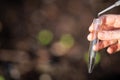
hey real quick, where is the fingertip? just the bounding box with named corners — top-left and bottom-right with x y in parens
top-left (93, 45), bottom-right (98, 51)
top-left (87, 34), bottom-right (90, 41)
top-left (107, 48), bottom-right (113, 54)
top-left (87, 33), bottom-right (93, 41)
top-left (89, 23), bottom-right (94, 32)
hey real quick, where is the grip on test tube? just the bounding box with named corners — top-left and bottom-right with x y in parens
top-left (88, 0), bottom-right (120, 73)
top-left (88, 18), bottom-right (101, 73)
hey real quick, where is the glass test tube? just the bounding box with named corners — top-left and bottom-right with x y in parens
top-left (88, 18), bottom-right (101, 73)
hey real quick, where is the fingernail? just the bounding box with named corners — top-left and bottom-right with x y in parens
top-left (87, 34), bottom-right (92, 41)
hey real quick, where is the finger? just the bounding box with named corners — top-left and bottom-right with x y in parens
top-left (87, 33), bottom-right (96, 41)
top-left (100, 14), bottom-right (120, 29)
top-left (98, 29), bottom-right (120, 40)
top-left (89, 14), bottom-right (120, 32)
top-left (93, 40), bottom-right (117, 51)
top-left (89, 23), bottom-right (94, 32)
top-left (107, 40), bottom-right (120, 54)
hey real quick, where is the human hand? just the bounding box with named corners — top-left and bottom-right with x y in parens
top-left (87, 14), bottom-right (120, 54)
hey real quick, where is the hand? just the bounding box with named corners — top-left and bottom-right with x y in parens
top-left (87, 14), bottom-right (120, 54)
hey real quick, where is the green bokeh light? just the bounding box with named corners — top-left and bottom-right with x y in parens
top-left (0, 75), bottom-right (5, 80)
top-left (84, 52), bottom-right (101, 65)
top-left (60, 34), bottom-right (75, 48)
top-left (37, 30), bottom-right (53, 46)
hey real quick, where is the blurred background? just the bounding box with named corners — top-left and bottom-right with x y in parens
top-left (0, 0), bottom-right (120, 80)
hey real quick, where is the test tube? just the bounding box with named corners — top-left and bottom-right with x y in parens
top-left (88, 18), bottom-right (101, 73)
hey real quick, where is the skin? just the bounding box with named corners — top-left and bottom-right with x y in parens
top-left (87, 14), bottom-right (120, 54)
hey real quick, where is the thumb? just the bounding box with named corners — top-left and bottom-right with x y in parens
top-left (98, 29), bottom-right (120, 40)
